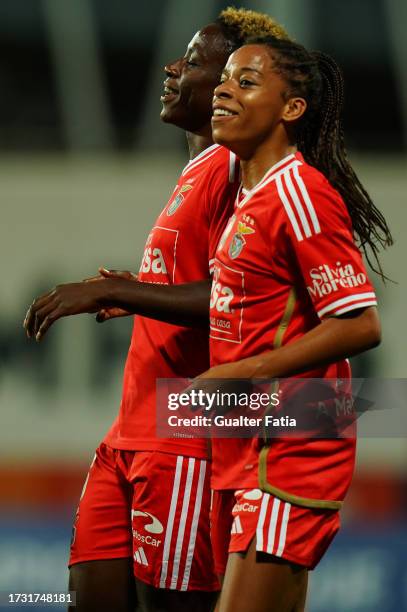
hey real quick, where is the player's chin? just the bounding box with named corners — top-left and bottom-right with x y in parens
top-left (160, 105), bottom-right (185, 127)
top-left (160, 106), bottom-right (174, 124)
top-left (212, 123), bottom-right (236, 149)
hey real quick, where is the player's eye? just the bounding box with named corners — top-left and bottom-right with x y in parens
top-left (240, 78), bottom-right (255, 87)
top-left (186, 57), bottom-right (199, 67)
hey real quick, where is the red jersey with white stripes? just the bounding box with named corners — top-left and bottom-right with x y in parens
top-left (210, 152), bottom-right (377, 499)
top-left (105, 144), bottom-right (239, 458)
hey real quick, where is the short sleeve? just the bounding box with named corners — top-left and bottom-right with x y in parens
top-left (279, 166), bottom-right (377, 320)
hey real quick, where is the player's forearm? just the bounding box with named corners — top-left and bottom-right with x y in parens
top-left (102, 278), bottom-right (211, 328)
top-left (231, 307), bottom-right (381, 379)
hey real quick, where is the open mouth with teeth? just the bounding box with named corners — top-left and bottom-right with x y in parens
top-left (212, 107), bottom-right (238, 121)
top-left (161, 85), bottom-right (179, 102)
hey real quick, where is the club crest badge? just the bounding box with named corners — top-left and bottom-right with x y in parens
top-left (229, 221), bottom-right (255, 259)
top-left (167, 184), bottom-right (193, 216)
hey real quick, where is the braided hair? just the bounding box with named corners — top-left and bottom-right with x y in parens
top-left (248, 36), bottom-right (393, 280)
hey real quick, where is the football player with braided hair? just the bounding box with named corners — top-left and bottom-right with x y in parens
top-left (191, 35), bottom-right (391, 611)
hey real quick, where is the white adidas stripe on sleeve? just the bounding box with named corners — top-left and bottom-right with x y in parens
top-left (283, 170), bottom-right (313, 238)
top-left (277, 166), bottom-right (321, 242)
top-left (292, 165), bottom-right (321, 234)
top-left (317, 292), bottom-right (377, 318)
top-left (333, 299), bottom-right (378, 316)
top-left (276, 174), bottom-right (304, 241)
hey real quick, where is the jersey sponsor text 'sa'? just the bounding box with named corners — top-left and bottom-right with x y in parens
top-left (209, 152), bottom-right (377, 503)
top-left (104, 144), bottom-right (239, 457)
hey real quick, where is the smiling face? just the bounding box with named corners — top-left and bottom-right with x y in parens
top-left (160, 24), bottom-right (231, 134)
top-left (212, 44), bottom-right (306, 159)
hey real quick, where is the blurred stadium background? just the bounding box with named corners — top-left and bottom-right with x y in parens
top-left (1, 0), bottom-right (406, 610)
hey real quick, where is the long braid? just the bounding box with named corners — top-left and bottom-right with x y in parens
top-left (248, 36), bottom-right (393, 280)
top-left (305, 51), bottom-right (393, 278)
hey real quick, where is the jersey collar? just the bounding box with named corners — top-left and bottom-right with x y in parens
top-left (236, 151), bottom-right (303, 209)
top-left (183, 143), bottom-right (219, 169)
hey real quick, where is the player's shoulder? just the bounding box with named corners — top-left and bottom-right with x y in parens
top-left (272, 153), bottom-right (351, 234)
top-left (295, 157), bottom-right (345, 208)
top-left (182, 144), bottom-right (238, 184)
top-left (296, 156), bottom-right (334, 191)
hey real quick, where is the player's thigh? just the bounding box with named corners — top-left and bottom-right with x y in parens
top-left (218, 539), bottom-right (307, 612)
top-left (135, 579), bottom-right (218, 612)
top-left (210, 489), bottom-right (236, 581)
top-left (69, 444), bottom-right (135, 608)
top-left (129, 452), bottom-right (219, 600)
top-left (69, 559), bottom-right (137, 612)
top-left (215, 487), bottom-right (339, 612)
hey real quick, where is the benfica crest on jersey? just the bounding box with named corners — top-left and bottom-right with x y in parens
top-left (167, 184), bottom-right (193, 216)
top-left (229, 221), bottom-right (255, 259)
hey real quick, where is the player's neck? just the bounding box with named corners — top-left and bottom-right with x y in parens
top-left (241, 142), bottom-right (297, 190)
top-left (186, 132), bottom-right (214, 161)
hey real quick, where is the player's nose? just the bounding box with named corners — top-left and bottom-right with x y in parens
top-left (213, 79), bottom-right (233, 100)
top-left (164, 58), bottom-right (181, 78)
top-left (213, 79), bottom-right (234, 100)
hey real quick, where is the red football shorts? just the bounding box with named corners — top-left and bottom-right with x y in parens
top-left (69, 443), bottom-right (219, 591)
top-left (211, 488), bottom-right (340, 575)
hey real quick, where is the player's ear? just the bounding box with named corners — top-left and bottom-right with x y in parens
top-left (282, 97), bottom-right (307, 123)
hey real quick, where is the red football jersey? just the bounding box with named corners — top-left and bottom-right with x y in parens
top-left (210, 152), bottom-right (377, 502)
top-left (105, 144), bottom-right (239, 458)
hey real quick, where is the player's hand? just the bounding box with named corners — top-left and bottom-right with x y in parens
top-left (196, 363), bottom-right (238, 380)
top-left (183, 365), bottom-right (232, 412)
top-left (92, 268), bottom-right (138, 322)
top-left (83, 267), bottom-right (137, 283)
top-left (23, 280), bottom-right (111, 341)
top-left (186, 363), bottom-right (254, 415)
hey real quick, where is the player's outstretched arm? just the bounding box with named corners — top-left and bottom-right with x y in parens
top-left (23, 276), bottom-right (211, 341)
top-left (84, 267), bottom-right (137, 322)
top-left (195, 306), bottom-right (381, 381)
